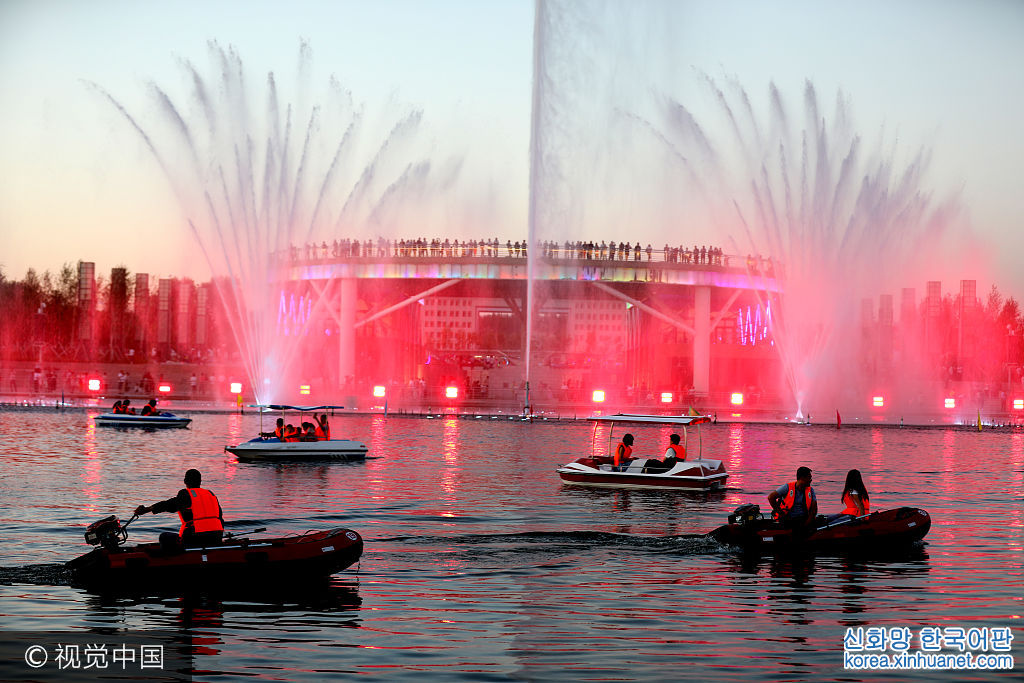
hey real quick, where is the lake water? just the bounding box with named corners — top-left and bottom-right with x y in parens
top-left (0, 409), bottom-right (1020, 681)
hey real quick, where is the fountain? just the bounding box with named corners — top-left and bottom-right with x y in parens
top-left (93, 41), bottom-right (456, 404)
top-left (527, 0), bottom-right (969, 419)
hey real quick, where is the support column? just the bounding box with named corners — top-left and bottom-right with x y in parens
top-left (693, 286), bottom-right (711, 395)
top-left (339, 278), bottom-right (356, 387)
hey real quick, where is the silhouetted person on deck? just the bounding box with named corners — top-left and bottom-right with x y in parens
top-left (135, 469), bottom-right (224, 550)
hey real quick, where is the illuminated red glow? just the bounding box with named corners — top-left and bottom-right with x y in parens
top-left (660, 392), bottom-right (672, 403)
top-left (1013, 399), bottom-right (1023, 410)
top-left (592, 390), bottom-right (606, 403)
top-left (87, 379), bottom-right (101, 391)
top-left (730, 392), bottom-right (744, 405)
top-left (445, 386), bottom-right (458, 399)
top-left (158, 384), bottom-right (171, 393)
top-left (872, 396), bottom-right (884, 407)
top-left (945, 398), bottom-right (956, 409)
top-left (299, 384), bottom-right (311, 396)
top-left (373, 385), bottom-right (387, 398)
top-left (229, 382), bottom-right (242, 394)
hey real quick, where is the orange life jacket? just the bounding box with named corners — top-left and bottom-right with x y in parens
top-left (780, 481), bottom-right (815, 516)
top-left (314, 423), bottom-right (326, 440)
top-left (666, 444), bottom-right (686, 460)
top-left (141, 404), bottom-right (155, 416)
top-left (613, 443), bottom-right (632, 467)
top-left (274, 425), bottom-right (284, 440)
top-left (283, 425), bottom-right (300, 442)
top-left (112, 404), bottom-right (123, 414)
top-left (178, 487), bottom-right (223, 536)
top-left (320, 421), bottom-right (330, 440)
top-left (841, 491), bottom-right (869, 516)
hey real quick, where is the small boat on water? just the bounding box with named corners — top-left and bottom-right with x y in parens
top-left (556, 414), bottom-right (728, 490)
top-left (225, 404), bottom-right (368, 462)
top-left (94, 412), bottom-right (192, 428)
top-left (67, 514), bottom-right (363, 588)
top-left (710, 503), bottom-right (931, 552)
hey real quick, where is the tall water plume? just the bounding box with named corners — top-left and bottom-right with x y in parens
top-left (655, 78), bottom-right (960, 415)
top-left (530, 0), bottom-right (963, 416)
top-left (92, 41), bottom-right (458, 403)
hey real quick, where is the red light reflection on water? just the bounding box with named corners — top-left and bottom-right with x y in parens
top-left (82, 419), bottom-right (102, 512)
top-left (439, 417), bottom-right (460, 510)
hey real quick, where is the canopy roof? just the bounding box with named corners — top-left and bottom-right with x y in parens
top-left (253, 405), bottom-right (346, 412)
top-left (587, 413), bottom-right (712, 425)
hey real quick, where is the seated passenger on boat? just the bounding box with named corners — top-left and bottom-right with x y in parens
top-left (134, 468), bottom-right (224, 549)
top-left (119, 399), bottom-right (136, 414)
top-left (315, 413), bottom-right (330, 440)
top-left (111, 400), bottom-right (123, 414)
top-left (825, 469), bottom-right (870, 523)
top-left (767, 466), bottom-right (817, 529)
top-left (300, 421), bottom-right (318, 441)
top-left (644, 433), bottom-right (686, 473)
top-left (140, 399), bottom-right (158, 416)
top-left (613, 433), bottom-right (635, 470)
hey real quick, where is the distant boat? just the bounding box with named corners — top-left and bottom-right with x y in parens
top-left (556, 414), bottom-right (727, 490)
top-left (225, 405), bottom-right (367, 462)
top-left (94, 412), bottom-right (191, 428)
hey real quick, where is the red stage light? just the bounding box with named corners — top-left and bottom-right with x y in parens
top-left (373, 385), bottom-right (386, 398)
top-left (229, 382), bottom-right (242, 394)
top-left (445, 386), bottom-right (458, 399)
top-left (731, 392), bottom-right (744, 405)
top-left (1013, 399), bottom-right (1023, 410)
top-left (87, 379), bottom-right (101, 391)
top-left (158, 384), bottom-right (171, 393)
top-left (660, 392), bottom-right (672, 403)
top-left (872, 396), bottom-right (884, 407)
top-left (944, 398), bottom-right (956, 409)
top-left (592, 390), bottom-right (606, 403)
top-left (299, 384), bottom-right (311, 396)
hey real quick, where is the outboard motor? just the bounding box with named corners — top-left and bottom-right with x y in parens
top-left (84, 516), bottom-right (128, 549)
top-left (728, 503), bottom-right (761, 526)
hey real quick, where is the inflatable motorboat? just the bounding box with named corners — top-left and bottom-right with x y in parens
top-left (710, 504), bottom-right (931, 552)
top-left (557, 414), bottom-right (727, 490)
top-left (94, 412), bottom-right (192, 428)
top-left (67, 514), bottom-right (363, 588)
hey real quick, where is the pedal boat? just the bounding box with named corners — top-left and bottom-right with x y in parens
top-left (94, 412), bottom-right (192, 428)
top-left (557, 414), bottom-right (727, 490)
top-left (225, 404), bottom-right (367, 462)
top-left (67, 515), bottom-right (363, 588)
top-left (710, 504), bottom-right (931, 552)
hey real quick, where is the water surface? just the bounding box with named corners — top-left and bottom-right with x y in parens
top-left (1, 410), bottom-right (1020, 680)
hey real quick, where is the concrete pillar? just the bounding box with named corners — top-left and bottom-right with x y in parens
top-left (339, 278), bottom-right (356, 386)
top-left (693, 286), bottom-right (711, 395)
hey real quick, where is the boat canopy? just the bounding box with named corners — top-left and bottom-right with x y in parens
top-left (252, 404), bottom-right (346, 411)
top-left (588, 413), bottom-right (712, 425)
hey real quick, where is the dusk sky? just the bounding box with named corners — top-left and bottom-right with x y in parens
top-left (2, 0), bottom-right (1022, 296)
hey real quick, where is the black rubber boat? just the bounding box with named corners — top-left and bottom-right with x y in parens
top-left (710, 504), bottom-right (931, 552)
top-left (67, 514), bottom-right (363, 588)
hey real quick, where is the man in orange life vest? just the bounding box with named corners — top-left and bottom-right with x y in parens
top-left (612, 433), bottom-right (634, 469)
top-left (135, 469), bottom-right (224, 549)
top-left (767, 466), bottom-right (817, 529)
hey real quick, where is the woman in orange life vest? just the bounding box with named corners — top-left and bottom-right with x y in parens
top-left (134, 468), bottom-right (224, 550)
top-left (839, 469), bottom-right (870, 516)
top-left (140, 398), bottom-right (158, 416)
top-left (767, 466), bottom-right (817, 528)
top-left (612, 433), bottom-right (635, 469)
top-left (111, 400), bottom-right (123, 414)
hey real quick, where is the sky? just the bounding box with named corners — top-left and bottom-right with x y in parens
top-left (1, 0), bottom-right (1022, 296)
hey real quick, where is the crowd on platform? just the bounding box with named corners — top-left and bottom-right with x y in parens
top-left (283, 237), bottom-right (776, 272)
